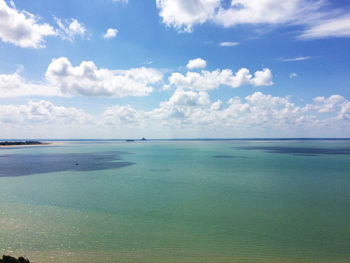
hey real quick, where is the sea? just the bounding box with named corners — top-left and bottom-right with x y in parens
top-left (0, 139), bottom-right (350, 263)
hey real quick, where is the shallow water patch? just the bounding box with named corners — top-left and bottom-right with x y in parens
top-left (212, 155), bottom-right (246, 159)
top-left (0, 152), bottom-right (134, 177)
top-left (236, 146), bottom-right (350, 156)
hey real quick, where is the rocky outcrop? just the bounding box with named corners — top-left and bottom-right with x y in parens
top-left (0, 255), bottom-right (30, 263)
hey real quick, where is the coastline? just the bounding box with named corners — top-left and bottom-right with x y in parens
top-left (0, 142), bottom-right (63, 148)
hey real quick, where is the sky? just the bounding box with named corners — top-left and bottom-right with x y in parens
top-left (0, 0), bottom-right (350, 139)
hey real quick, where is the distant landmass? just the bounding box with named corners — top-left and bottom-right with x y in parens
top-left (0, 141), bottom-right (46, 146)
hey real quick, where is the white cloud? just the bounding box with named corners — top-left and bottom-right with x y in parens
top-left (289, 73), bottom-right (297, 78)
top-left (338, 101), bottom-right (350, 121)
top-left (100, 91), bottom-right (350, 138)
top-left (311, 95), bottom-right (345, 113)
top-left (156, 0), bottom-right (317, 31)
top-left (0, 58), bottom-right (164, 98)
top-left (102, 89), bottom-right (212, 125)
top-left (186, 58), bottom-right (207, 69)
top-left (0, 58), bottom-right (271, 98)
top-left (155, 0), bottom-right (350, 40)
top-left (219, 41), bottom-right (239, 47)
top-left (0, 100), bottom-right (95, 138)
top-left (156, 0), bottom-right (220, 32)
top-left (213, 0), bottom-right (314, 27)
top-left (0, 0), bottom-right (56, 48)
top-left (0, 100), bottom-right (91, 125)
top-left (249, 68), bottom-right (273, 86)
top-left (299, 15), bottom-right (350, 39)
top-left (55, 18), bottom-right (86, 41)
top-left (155, 89), bottom-right (211, 120)
top-left (103, 104), bottom-right (143, 125)
top-left (1, 91), bottom-right (349, 138)
top-left (0, 72), bottom-right (61, 97)
top-left (103, 28), bottom-right (118, 39)
top-left (168, 88), bottom-right (210, 106)
top-left (280, 56), bottom-right (312, 62)
top-left (45, 57), bottom-right (163, 97)
top-left (0, 0), bottom-right (87, 48)
top-left (210, 100), bottom-right (222, 111)
top-left (168, 67), bottom-right (273, 91)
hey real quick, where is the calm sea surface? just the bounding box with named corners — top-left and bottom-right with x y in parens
top-left (0, 140), bottom-right (350, 262)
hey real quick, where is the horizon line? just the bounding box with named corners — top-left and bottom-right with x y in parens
top-left (1, 138), bottom-right (350, 141)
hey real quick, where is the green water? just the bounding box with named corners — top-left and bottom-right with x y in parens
top-left (0, 140), bottom-right (350, 262)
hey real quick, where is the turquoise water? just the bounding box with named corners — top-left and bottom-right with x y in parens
top-left (0, 140), bottom-right (350, 262)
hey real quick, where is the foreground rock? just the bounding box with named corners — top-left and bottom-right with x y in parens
top-left (0, 255), bottom-right (30, 263)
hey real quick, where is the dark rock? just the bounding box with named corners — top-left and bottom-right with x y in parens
top-left (0, 255), bottom-right (30, 263)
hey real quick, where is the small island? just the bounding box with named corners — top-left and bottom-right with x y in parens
top-left (125, 138), bottom-right (147, 142)
top-left (0, 141), bottom-right (48, 147)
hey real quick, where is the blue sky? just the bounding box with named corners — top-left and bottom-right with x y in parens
top-left (0, 0), bottom-right (350, 138)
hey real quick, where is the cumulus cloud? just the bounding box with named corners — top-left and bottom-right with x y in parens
top-left (103, 104), bottom-right (144, 125)
top-left (0, 0), bottom-right (56, 48)
top-left (0, 58), bottom-right (271, 98)
top-left (1, 91), bottom-right (349, 138)
top-left (0, 71), bottom-right (61, 97)
top-left (0, 0), bottom-right (87, 48)
top-left (168, 67), bottom-right (273, 91)
top-left (102, 89), bottom-right (212, 127)
top-left (55, 18), bottom-right (86, 41)
top-left (302, 95), bottom-right (350, 122)
top-left (157, 89), bottom-right (211, 120)
top-left (338, 101), bottom-right (350, 121)
top-left (186, 58), bottom-right (207, 69)
top-left (100, 91), bottom-right (350, 135)
top-left (100, 91), bottom-right (350, 137)
top-left (156, 0), bottom-right (220, 32)
top-left (155, 0), bottom-right (350, 39)
top-left (168, 88), bottom-right (210, 106)
top-left (0, 100), bottom-right (95, 138)
top-left (0, 58), bottom-right (163, 98)
top-left (311, 95), bottom-right (346, 113)
top-left (219, 41), bottom-right (239, 47)
top-left (249, 68), bottom-right (273, 86)
top-left (45, 57), bottom-right (163, 97)
top-left (0, 100), bottom-right (91, 124)
top-left (103, 28), bottom-right (118, 39)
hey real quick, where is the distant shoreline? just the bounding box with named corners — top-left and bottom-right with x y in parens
top-left (1, 138), bottom-right (350, 142)
top-left (0, 141), bottom-right (57, 148)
